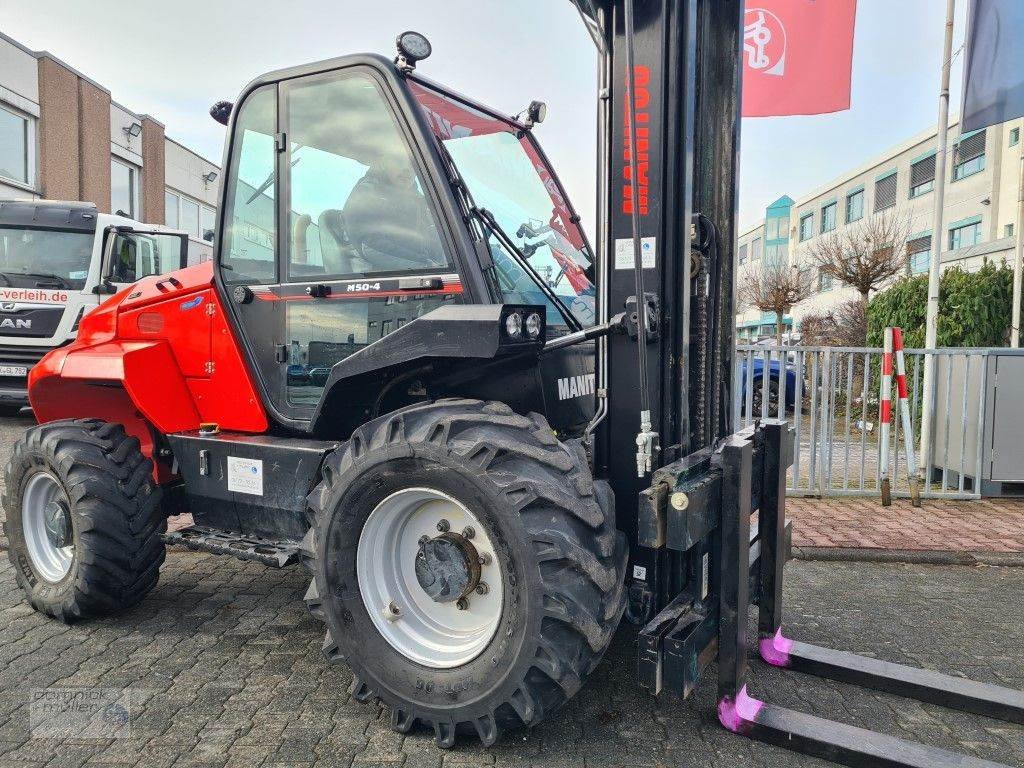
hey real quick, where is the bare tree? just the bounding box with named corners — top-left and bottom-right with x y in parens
top-left (739, 261), bottom-right (814, 344)
top-left (806, 210), bottom-right (912, 303)
top-left (799, 299), bottom-right (868, 348)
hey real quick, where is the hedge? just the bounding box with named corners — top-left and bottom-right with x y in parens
top-left (867, 261), bottom-right (1017, 349)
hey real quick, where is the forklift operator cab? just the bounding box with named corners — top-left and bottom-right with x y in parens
top-left (216, 53), bottom-right (598, 426)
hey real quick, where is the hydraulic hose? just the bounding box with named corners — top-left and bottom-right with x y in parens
top-left (624, 0), bottom-right (658, 477)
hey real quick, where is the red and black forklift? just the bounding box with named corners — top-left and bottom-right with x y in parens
top-left (4, 1), bottom-right (1021, 764)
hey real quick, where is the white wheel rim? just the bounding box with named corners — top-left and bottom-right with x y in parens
top-left (21, 471), bottom-right (74, 582)
top-left (356, 487), bottom-right (503, 669)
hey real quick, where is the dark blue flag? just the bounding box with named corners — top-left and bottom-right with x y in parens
top-left (962, 0), bottom-right (1024, 132)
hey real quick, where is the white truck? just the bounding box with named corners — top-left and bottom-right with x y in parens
top-left (0, 200), bottom-right (205, 414)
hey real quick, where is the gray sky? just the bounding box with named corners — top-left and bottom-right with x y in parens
top-left (2, 0), bottom-right (969, 235)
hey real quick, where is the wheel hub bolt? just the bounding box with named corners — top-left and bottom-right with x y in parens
top-left (461, 526), bottom-right (475, 539)
top-left (418, 535), bottom-right (429, 546)
top-left (475, 582), bottom-right (489, 596)
top-left (478, 552), bottom-right (491, 566)
top-left (456, 597), bottom-right (469, 611)
top-left (385, 601), bottom-right (401, 622)
top-left (436, 519), bottom-right (450, 533)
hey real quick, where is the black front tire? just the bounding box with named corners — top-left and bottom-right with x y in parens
top-left (301, 399), bottom-right (627, 747)
top-left (3, 419), bottom-right (166, 621)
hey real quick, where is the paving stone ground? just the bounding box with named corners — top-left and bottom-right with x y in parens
top-left (788, 496), bottom-right (1024, 553)
top-left (0, 553), bottom-right (1020, 768)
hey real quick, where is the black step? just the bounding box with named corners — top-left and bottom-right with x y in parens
top-left (163, 525), bottom-right (302, 567)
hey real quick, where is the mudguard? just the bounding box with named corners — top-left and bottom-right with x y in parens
top-left (309, 304), bottom-right (546, 434)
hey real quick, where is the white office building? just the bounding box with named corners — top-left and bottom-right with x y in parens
top-left (736, 116), bottom-right (1023, 340)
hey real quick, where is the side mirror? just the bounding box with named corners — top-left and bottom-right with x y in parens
top-left (209, 101), bottom-right (233, 126)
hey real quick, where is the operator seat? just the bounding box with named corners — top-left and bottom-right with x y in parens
top-left (318, 209), bottom-right (368, 276)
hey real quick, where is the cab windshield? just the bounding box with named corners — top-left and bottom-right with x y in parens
top-left (411, 82), bottom-right (596, 330)
top-left (0, 227), bottom-right (93, 289)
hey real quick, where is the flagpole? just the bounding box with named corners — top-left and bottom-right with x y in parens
top-left (920, 0), bottom-right (956, 476)
top-left (1012, 149), bottom-right (1023, 347)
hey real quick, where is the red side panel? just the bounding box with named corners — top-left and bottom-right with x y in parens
top-left (29, 262), bottom-right (269, 465)
top-left (186, 296), bottom-right (267, 432)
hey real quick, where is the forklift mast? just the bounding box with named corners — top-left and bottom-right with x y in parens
top-left (572, 0), bottom-right (742, 599)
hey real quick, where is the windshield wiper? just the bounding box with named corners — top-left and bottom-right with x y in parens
top-left (0, 273), bottom-right (11, 287)
top-left (473, 207), bottom-right (582, 333)
top-left (6, 270), bottom-right (71, 288)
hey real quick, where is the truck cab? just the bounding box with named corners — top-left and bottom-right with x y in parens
top-left (0, 199), bottom-right (190, 412)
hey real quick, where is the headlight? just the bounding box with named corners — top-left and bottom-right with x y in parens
top-left (525, 312), bottom-right (542, 339)
top-left (505, 312), bottom-right (523, 339)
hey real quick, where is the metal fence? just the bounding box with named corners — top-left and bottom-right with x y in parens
top-left (734, 344), bottom-right (989, 499)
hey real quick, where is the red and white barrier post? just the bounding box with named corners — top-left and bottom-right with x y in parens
top-left (879, 328), bottom-right (894, 506)
top-left (892, 327), bottom-right (922, 506)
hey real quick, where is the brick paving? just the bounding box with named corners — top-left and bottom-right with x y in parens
top-left (0, 552), bottom-right (1021, 767)
top-left (789, 496), bottom-right (1024, 553)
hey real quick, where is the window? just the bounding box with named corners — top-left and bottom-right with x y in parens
top-left (909, 154), bottom-right (936, 198)
top-left (165, 191), bottom-right (179, 228)
top-left (200, 207), bottom-right (215, 241)
top-left (818, 269), bottom-right (833, 292)
top-left (180, 198), bottom-right (200, 237)
top-left (1010, 128), bottom-right (1019, 147)
top-left (907, 235), bottom-right (931, 274)
top-left (285, 293), bottom-right (457, 406)
top-left (766, 215), bottom-right (788, 240)
top-left (108, 231), bottom-right (185, 284)
top-left (111, 159), bottom-right (139, 218)
top-left (751, 237), bottom-right (762, 261)
top-left (0, 227), bottom-right (92, 289)
top-left (165, 188), bottom-right (215, 240)
top-left (845, 189), bottom-right (864, 223)
top-left (764, 243), bottom-right (785, 266)
top-left (820, 202), bottom-right (837, 233)
top-left (738, 243), bottom-right (748, 265)
top-left (799, 213), bottom-right (814, 241)
top-left (286, 72), bottom-right (450, 283)
top-left (874, 173), bottom-right (897, 212)
top-left (949, 220), bottom-right (982, 250)
top-left (798, 264), bottom-right (813, 287)
top-left (952, 131), bottom-right (985, 181)
top-left (1005, 223), bottom-right (1015, 238)
top-left (0, 104), bottom-right (30, 185)
top-left (221, 84), bottom-right (277, 283)
top-left (413, 82), bottom-right (595, 330)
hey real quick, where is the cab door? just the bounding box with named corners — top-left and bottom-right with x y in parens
top-left (218, 67), bottom-right (462, 424)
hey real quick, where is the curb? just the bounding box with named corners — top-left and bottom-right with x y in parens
top-left (792, 545), bottom-right (1024, 567)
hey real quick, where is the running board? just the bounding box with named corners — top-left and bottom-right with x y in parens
top-left (760, 630), bottom-right (1024, 725)
top-left (718, 685), bottom-right (1009, 768)
top-left (163, 525), bottom-right (302, 567)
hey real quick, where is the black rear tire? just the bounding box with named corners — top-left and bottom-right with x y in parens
top-left (301, 399), bottom-right (627, 747)
top-left (3, 419), bottom-right (166, 621)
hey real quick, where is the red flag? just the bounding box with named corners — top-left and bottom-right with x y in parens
top-left (741, 0), bottom-right (857, 118)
